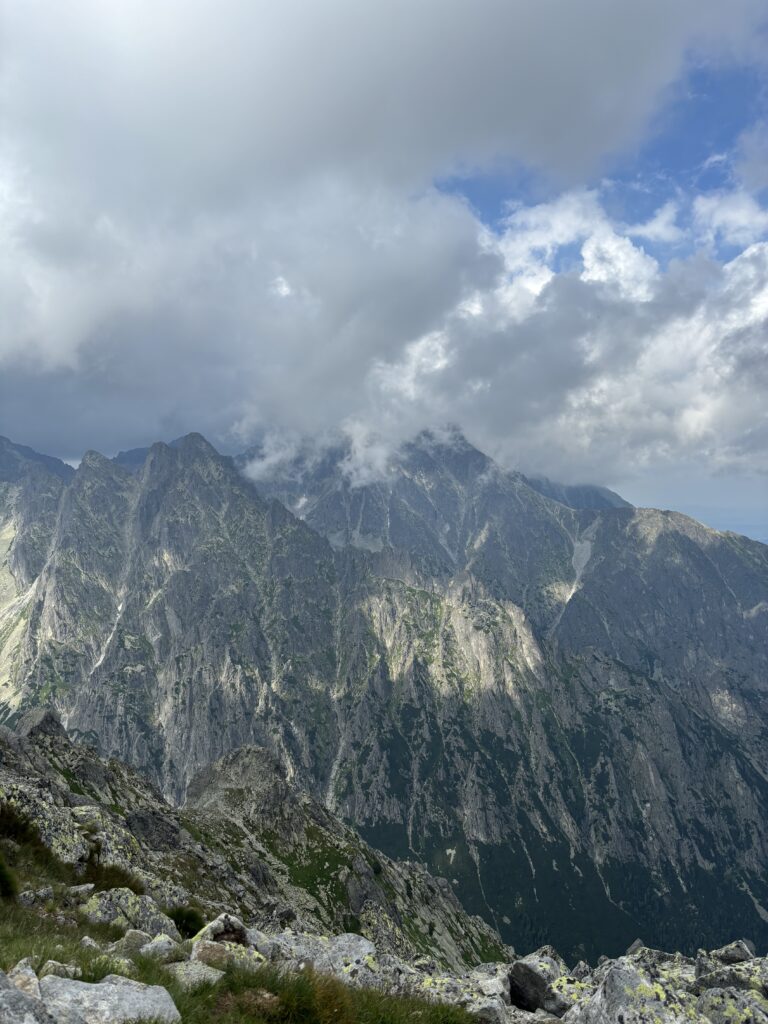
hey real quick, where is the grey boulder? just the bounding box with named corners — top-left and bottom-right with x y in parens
top-left (165, 960), bottom-right (225, 991)
top-left (82, 889), bottom-right (181, 940)
top-left (508, 949), bottom-right (571, 1016)
top-left (710, 941), bottom-right (759, 965)
top-left (562, 960), bottom-right (701, 1024)
top-left (40, 973), bottom-right (180, 1024)
top-left (138, 934), bottom-right (186, 963)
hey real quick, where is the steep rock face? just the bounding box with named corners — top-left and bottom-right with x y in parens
top-left (1, 431), bottom-right (767, 960)
top-left (247, 432), bottom-right (768, 959)
top-left (2, 435), bottom-right (341, 798)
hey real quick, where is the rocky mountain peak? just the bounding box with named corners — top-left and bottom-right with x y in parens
top-left (0, 436), bottom-right (75, 484)
top-left (1, 429), bottom-right (766, 962)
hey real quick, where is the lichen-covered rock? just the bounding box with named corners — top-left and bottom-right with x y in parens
top-left (411, 970), bottom-right (508, 1023)
top-left (266, 931), bottom-right (335, 971)
top-left (623, 947), bottom-right (696, 989)
top-left (693, 957), bottom-right (768, 996)
top-left (140, 877), bottom-right (190, 910)
top-left (0, 985), bottom-right (59, 1024)
top-left (138, 933), bottom-right (186, 963)
top-left (64, 884), bottom-right (96, 905)
top-left (697, 986), bottom-right (768, 1024)
top-left (1, 967), bottom-right (86, 1024)
top-left (327, 933), bottom-right (377, 967)
top-left (246, 926), bottom-right (280, 958)
top-left (572, 962), bottom-right (592, 982)
top-left (191, 938), bottom-right (266, 972)
top-left (507, 1010), bottom-right (560, 1024)
top-left (39, 960), bottom-right (83, 980)
top-left (562, 960), bottom-right (702, 1024)
top-left (467, 963), bottom-right (511, 1004)
top-left (40, 973), bottom-right (181, 1023)
top-left (82, 888), bottom-right (181, 940)
top-left (89, 955), bottom-right (137, 978)
top-left (18, 885), bottom-right (53, 906)
top-left (165, 960), bottom-right (225, 991)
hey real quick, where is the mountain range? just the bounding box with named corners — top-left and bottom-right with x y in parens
top-left (1, 429), bottom-right (766, 962)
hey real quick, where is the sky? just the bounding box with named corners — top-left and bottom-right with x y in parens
top-left (1, 1), bottom-right (767, 540)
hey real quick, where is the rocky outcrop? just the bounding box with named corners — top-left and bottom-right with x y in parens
top-left (0, 709), bottom-right (508, 970)
top-left (82, 889), bottom-right (181, 939)
top-left (4, 919), bottom-right (768, 1024)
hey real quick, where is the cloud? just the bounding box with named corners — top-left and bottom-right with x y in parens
top-left (362, 192), bottom-right (768, 485)
top-left (0, 0), bottom-right (767, 526)
top-left (693, 190), bottom-right (768, 247)
top-left (4, 0), bottom-right (763, 210)
top-left (626, 202), bottom-right (684, 244)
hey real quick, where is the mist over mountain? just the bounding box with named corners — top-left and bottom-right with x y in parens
top-left (1, 428), bottom-right (766, 963)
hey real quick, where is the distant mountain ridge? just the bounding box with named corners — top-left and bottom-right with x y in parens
top-left (1, 429), bottom-right (766, 961)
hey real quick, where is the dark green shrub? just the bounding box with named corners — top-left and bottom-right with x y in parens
top-left (0, 852), bottom-right (18, 900)
top-left (166, 904), bottom-right (205, 938)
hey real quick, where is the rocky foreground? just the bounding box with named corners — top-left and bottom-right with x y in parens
top-left (1, 905), bottom-right (767, 1024)
top-left (1, 710), bottom-right (767, 1023)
